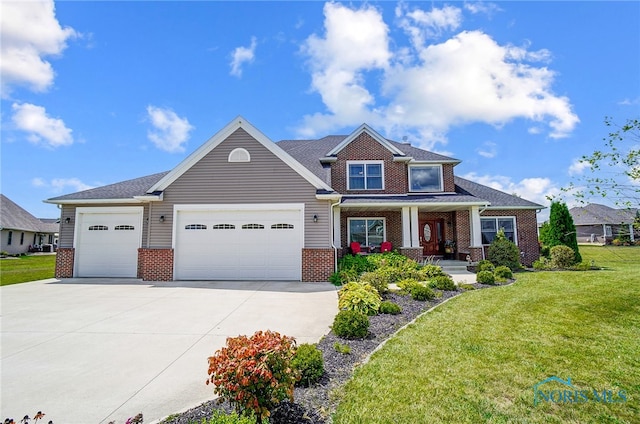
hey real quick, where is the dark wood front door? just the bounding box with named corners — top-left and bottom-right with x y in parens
top-left (419, 219), bottom-right (443, 256)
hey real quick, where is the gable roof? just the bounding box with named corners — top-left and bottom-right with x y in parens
top-left (454, 177), bottom-right (544, 209)
top-left (569, 203), bottom-right (638, 225)
top-left (147, 116), bottom-right (333, 193)
top-left (1, 194), bottom-right (59, 233)
top-left (325, 123), bottom-right (406, 157)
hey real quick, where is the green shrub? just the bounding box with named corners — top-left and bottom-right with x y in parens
top-left (533, 258), bottom-right (550, 270)
top-left (420, 264), bottom-right (446, 278)
top-left (429, 275), bottom-right (456, 291)
top-left (201, 410), bottom-right (262, 424)
top-left (359, 268), bottom-right (394, 294)
top-left (333, 342), bottom-right (351, 354)
top-left (328, 267), bottom-right (359, 286)
top-left (487, 229), bottom-right (522, 270)
top-left (411, 285), bottom-right (436, 301)
top-left (459, 283), bottom-right (476, 291)
top-left (367, 251), bottom-right (417, 268)
top-left (332, 310), bottom-right (370, 339)
top-left (206, 330), bottom-right (297, 421)
top-left (494, 265), bottom-right (513, 280)
top-left (291, 343), bottom-right (324, 387)
top-left (570, 261), bottom-right (594, 271)
top-left (338, 282), bottom-right (382, 316)
top-left (379, 300), bottom-right (402, 315)
top-left (396, 278), bottom-right (420, 293)
top-left (476, 260), bottom-right (495, 273)
top-left (476, 270), bottom-right (496, 285)
top-left (550, 245), bottom-right (578, 269)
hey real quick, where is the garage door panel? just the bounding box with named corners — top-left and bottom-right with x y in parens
top-left (175, 207), bottom-right (302, 280)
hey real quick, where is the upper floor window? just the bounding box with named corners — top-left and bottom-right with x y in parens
top-left (409, 165), bottom-right (443, 192)
top-left (348, 161), bottom-right (383, 190)
top-left (481, 217), bottom-right (516, 245)
top-left (228, 148), bottom-right (250, 162)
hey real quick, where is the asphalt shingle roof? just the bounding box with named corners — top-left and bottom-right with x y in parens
top-left (46, 172), bottom-right (169, 202)
top-left (1, 194), bottom-right (59, 233)
top-left (454, 177), bottom-right (544, 209)
top-left (570, 203), bottom-right (638, 225)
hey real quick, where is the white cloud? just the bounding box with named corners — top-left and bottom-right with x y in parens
top-left (397, 3), bottom-right (462, 48)
top-left (462, 171), bottom-right (560, 209)
top-left (476, 141), bottom-right (497, 158)
top-left (298, 3), bottom-right (579, 146)
top-left (230, 37), bottom-right (257, 77)
top-left (464, 1), bottom-right (502, 16)
top-left (568, 158), bottom-right (590, 176)
top-left (146, 105), bottom-right (193, 153)
top-left (11, 102), bottom-right (74, 147)
top-left (1, 0), bottom-right (77, 97)
top-left (32, 177), bottom-right (94, 193)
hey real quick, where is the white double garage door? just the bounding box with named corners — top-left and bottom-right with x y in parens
top-left (74, 205), bottom-right (303, 280)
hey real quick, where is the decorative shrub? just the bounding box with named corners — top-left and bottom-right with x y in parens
top-left (206, 331), bottom-right (297, 421)
top-left (291, 343), bottom-right (324, 387)
top-left (476, 270), bottom-right (496, 285)
top-left (367, 251), bottom-right (417, 268)
top-left (494, 265), bottom-right (513, 280)
top-left (338, 282), bottom-right (382, 316)
top-left (570, 261), bottom-right (595, 271)
top-left (487, 229), bottom-right (522, 271)
top-left (411, 285), bottom-right (436, 301)
top-left (429, 275), bottom-right (457, 291)
top-left (204, 410), bottom-right (260, 424)
top-left (332, 310), bottom-right (370, 339)
top-left (333, 342), bottom-right (351, 354)
top-left (459, 283), bottom-right (476, 291)
top-left (328, 268), bottom-right (359, 286)
top-left (550, 245), bottom-right (578, 269)
top-left (379, 300), bottom-right (402, 315)
top-left (476, 260), bottom-right (495, 273)
top-left (359, 268), bottom-right (394, 294)
top-left (338, 254), bottom-right (376, 274)
top-left (533, 258), bottom-right (550, 270)
top-left (396, 278), bottom-right (420, 293)
top-left (420, 264), bottom-right (446, 278)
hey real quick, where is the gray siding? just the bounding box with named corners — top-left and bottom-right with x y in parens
top-left (150, 129), bottom-right (332, 248)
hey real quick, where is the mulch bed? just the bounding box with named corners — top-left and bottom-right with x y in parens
top-left (161, 284), bottom-right (496, 424)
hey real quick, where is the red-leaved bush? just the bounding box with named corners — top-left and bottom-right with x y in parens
top-left (206, 330), bottom-right (298, 421)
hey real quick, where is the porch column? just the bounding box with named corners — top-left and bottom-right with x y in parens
top-left (402, 207), bottom-right (411, 247)
top-left (410, 207), bottom-right (420, 248)
top-left (333, 207), bottom-right (342, 247)
top-left (470, 206), bottom-right (482, 247)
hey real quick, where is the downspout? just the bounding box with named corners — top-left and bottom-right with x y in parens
top-left (330, 200), bottom-right (341, 273)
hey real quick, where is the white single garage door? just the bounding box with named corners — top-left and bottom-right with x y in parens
top-left (174, 205), bottom-right (303, 280)
top-left (75, 207), bottom-right (143, 278)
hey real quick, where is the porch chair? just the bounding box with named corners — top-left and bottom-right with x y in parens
top-left (350, 241), bottom-right (361, 255)
top-left (380, 241), bottom-right (392, 253)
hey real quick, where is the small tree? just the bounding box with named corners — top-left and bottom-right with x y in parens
top-left (206, 330), bottom-right (298, 422)
top-left (487, 229), bottom-right (521, 271)
top-left (546, 201), bottom-right (582, 264)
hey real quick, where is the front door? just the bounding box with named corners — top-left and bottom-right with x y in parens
top-left (419, 219), bottom-right (443, 256)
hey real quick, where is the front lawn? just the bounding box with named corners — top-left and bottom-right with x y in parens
top-left (0, 254), bottom-right (56, 286)
top-left (333, 246), bottom-right (640, 423)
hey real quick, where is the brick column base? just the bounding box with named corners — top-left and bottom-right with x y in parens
top-left (138, 248), bottom-right (174, 281)
top-left (302, 248), bottom-right (335, 282)
top-left (398, 247), bottom-right (423, 262)
top-left (55, 248), bottom-right (74, 278)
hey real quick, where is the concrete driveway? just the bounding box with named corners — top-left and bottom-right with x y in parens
top-left (1, 278), bottom-right (338, 424)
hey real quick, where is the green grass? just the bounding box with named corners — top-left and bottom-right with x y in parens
top-left (0, 255), bottom-right (56, 286)
top-left (333, 246), bottom-right (640, 423)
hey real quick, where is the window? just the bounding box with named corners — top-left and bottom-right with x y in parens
top-left (115, 225), bottom-right (135, 231)
top-left (228, 148), bottom-right (250, 162)
top-left (347, 161), bottom-right (383, 190)
top-left (348, 218), bottom-right (385, 247)
top-left (212, 224), bottom-right (235, 230)
top-left (7, 231), bottom-right (12, 245)
top-left (185, 224), bottom-right (207, 230)
top-left (409, 165), bottom-right (443, 192)
top-left (20, 232), bottom-right (25, 245)
top-left (88, 225), bottom-right (108, 231)
top-left (242, 224), bottom-right (264, 229)
top-left (604, 225), bottom-right (612, 237)
top-left (481, 217), bottom-right (516, 244)
top-left (271, 224), bottom-right (294, 229)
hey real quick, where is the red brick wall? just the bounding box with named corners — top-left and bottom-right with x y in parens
top-left (340, 211), bottom-right (402, 251)
top-left (398, 247), bottom-right (423, 262)
top-left (55, 248), bottom-right (74, 278)
top-left (480, 210), bottom-right (540, 266)
top-left (138, 248), bottom-right (174, 281)
top-left (442, 164), bottom-right (455, 192)
top-left (454, 210), bottom-right (471, 258)
top-left (332, 133), bottom-right (408, 194)
top-left (302, 248), bottom-right (334, 282)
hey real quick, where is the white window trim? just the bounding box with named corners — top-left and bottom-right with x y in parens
top-left (347, 217), bottom-right (387, 247)
top-left (346, 160), bottom-right (385, 190)
top-left (228, 148), bottom-right (250, 162)
top-left (408, 164), bottom-right (444, 192)
top-left (480, 216), bottom-right (518, 246)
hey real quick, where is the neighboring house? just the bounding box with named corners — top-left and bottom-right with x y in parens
top-left (46, 117), bottom-right (543, 282)
top-left (569, 203), bottom-right (638, 244)
top-left (1, 194), bottom-right (59, 255)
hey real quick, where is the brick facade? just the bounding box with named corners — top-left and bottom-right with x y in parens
top-left (55, 248), bottom-right (75, 278)
top-left (138, 248), bottom-right (174, 281)
top-left (398, 247), bottom-right (423, 262)
top-left (480, 210), bottom-right (540, 266)
top-left (302, 248), bottom-right (334, 282)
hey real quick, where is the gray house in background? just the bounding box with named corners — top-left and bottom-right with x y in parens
top-left (0, 194), bottom-right (59, 255)
top-left (569, 203), bottom-right (638, 244)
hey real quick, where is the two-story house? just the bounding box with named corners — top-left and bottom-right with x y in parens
top-left (47, 117), bottom-right (542, 282)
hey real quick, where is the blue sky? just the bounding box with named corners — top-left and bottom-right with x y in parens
top-left (1, 1), bottom-right (639, 221)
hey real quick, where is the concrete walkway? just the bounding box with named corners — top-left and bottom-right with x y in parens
top-left (0, 278), bottom-right (338, 424)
